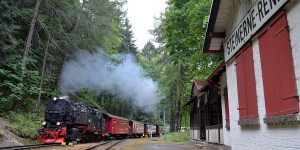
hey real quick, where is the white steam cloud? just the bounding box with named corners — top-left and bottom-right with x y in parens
top-left (59, 50), bottom-right (160, 109)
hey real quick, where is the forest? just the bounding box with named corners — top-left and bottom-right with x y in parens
top-left (0, 0), bottom-right (222, 139)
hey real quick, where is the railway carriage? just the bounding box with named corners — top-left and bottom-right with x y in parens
top-left (144, 124), bottom-right (160, 137)
top-left (102, 113), bottom-right (129, 139)
top-left (129, 120), bottom-right (144, 137)
top-left (159, 125), bottom-right (164, 135)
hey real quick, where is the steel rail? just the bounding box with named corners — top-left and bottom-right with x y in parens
top-left (84, 139), bottom-right (125, 150)
top-left (0, 143), bottom-right (59, 150)
top-left (105, 140), bottom-right (125, 150)
top-left (84, 141), bottom-right (110, 150)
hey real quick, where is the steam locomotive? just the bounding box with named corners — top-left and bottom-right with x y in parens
top-left (38, 97), bottom-right (162, 144)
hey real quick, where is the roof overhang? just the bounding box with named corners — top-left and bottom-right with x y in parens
top-left (203, 0), bottom-right (231, 54)
top-left (183, 99), bottom-right (193, 107)
top-left (203, 0), bottom-right (289, 61)
top-left (199, 61), bottom-right (226, 92)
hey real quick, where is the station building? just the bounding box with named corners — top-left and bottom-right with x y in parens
top-left (184, 62), bottom-right (226, 149)
top-left (185, 0), bottom-right (300, 149)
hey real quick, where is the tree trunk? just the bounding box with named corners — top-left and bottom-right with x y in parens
top-left (170, 102), bottom-right (175, 132)
top-left (21, 0), bottom-right (41, 81)
top-left (35, 37), bottom-right (49, 110)
top-left (13, 0), bottom-right (41, 112)
top-left (177, 100), bottom-right (181, 131)
top-left (175, 62), bottom-right (184, 132)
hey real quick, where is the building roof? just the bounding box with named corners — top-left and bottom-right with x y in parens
top-left (193, 79), bottom-right (207, 90)
top-left (200, 61), bottom-right (226, 92)
top-left (183, 61), bottom-right (226, 107)
top-left (207, 61), bottom-right (226, 83)
top-left (183, 79), bottom-right (206, 107)
top-left (203, 0), bottom-right (231, 54)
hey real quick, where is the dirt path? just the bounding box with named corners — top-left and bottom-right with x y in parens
top-left (0, 117), bottom-right (25, 147)
top-left (108, 137), bottom-right (205, 150)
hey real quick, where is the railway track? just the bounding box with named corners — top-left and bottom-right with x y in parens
top-left (85, 139), bottom-right (125, 150)
top-left (0, 139), bottom-right (125, 150)
top-left (0, 143), bottom-right (59, 150)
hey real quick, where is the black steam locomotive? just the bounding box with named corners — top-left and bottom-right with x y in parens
top-left (38, 96), bottom-right (105, 143)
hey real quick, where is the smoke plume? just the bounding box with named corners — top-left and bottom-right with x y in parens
top-left (59, 50), bottom-right (160, 110)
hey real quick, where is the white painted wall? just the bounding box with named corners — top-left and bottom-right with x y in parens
top-left (287, 0), bottom-right (300, 106)
top-left (207, 128), bottom-right (223, 144)
top-left (224, 1), bottom-right (300, 150)
top-left (192, 129), bottom-right (200, 140)
top-left (225, 0), bottom-right (256, 39)
top-left (220, 71), bottom-right (231, 147)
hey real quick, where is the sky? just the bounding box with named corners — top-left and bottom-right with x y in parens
top-left (126, 0), bottom-right (168, 50)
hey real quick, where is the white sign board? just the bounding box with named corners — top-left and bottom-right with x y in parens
top-left (224, 0), bottom-right (288, 62)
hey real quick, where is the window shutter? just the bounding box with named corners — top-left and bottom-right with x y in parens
top-left (270, 12), bottom-right (299, 114)
top-left (258, 28), bottom-right (279, 116)
top-left (224, 88), bottom-right (230, 126)
top-left (243, 44), bottom-right (258, 118)
top-left (235, 53), bottom-right (248, 119)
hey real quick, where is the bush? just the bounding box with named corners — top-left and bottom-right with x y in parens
top-left (161, 131), bottom-right (190, 142)
top-left (0, 130), bottom-right (4, 137)
top-left (7, 111), bottom-right (44, 139)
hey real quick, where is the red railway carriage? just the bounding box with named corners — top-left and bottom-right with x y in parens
top-left (129, 120), bottom-right (144, 137)
top-left (102, 113), bottom-right (129, 138)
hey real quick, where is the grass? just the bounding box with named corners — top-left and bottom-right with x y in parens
top-left (6, 111), bottom-right (44, 139)
top-left (0, 130), bottom-right (4, 137)
top-left (161, 131), bottom-right (190, 142)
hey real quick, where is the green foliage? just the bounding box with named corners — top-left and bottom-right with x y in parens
top-left (7, 111), bottom-right (44, 139)
top-left (118, 17), bottom-right (137, 54)
top-left (68, 90), bottom-right (104, 111)
top-left (141, 41), bottom-right (159, 60)
top-left (0, 130), bottom-right (4, 137)
top-left (0, 0), bottom-right (127, 113)
top-left (141, 0), bottom-right (224, 132)
top-left (161, 131), bottom-right (190, 142)
top-left (67, 89), bottom-right (158, 123)
top-left (0, 0), bottom-right (222, 138)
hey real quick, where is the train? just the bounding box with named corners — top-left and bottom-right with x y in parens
top-left (38, 96), bottom-right (163, 144)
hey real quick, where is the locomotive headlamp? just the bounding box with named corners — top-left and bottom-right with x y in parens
top-left (53, 97), bottom-right (57, 101)
top-left (42, 121), bottom-right (46, 125)
top-left (56, 122), bottom-right (61, 126)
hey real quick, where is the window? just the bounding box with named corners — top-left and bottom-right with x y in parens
top-left (258, 12), bottom-right (299, 117)
top-left (235, 43), bottom-right (258, 120)
top-left (206, 90), bottom-right (222, 126)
